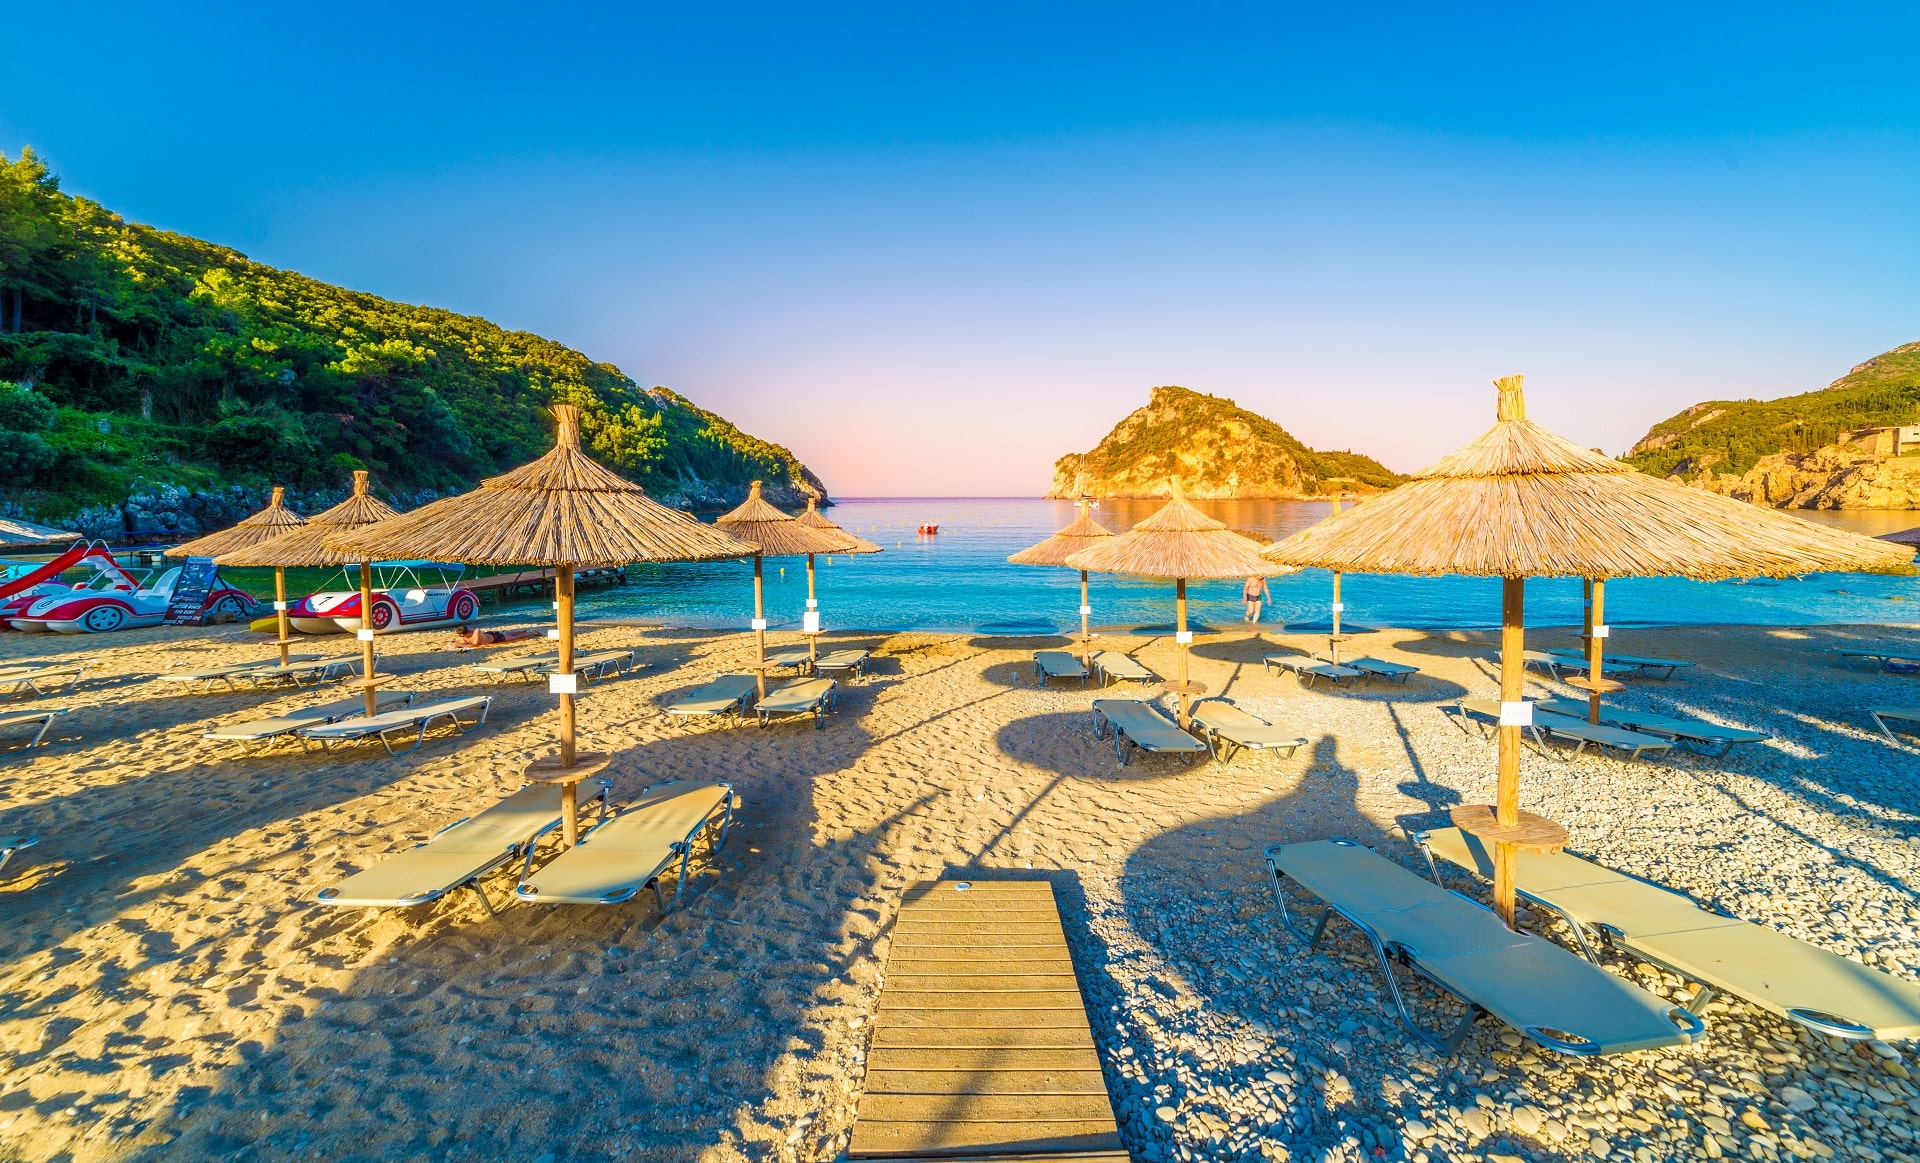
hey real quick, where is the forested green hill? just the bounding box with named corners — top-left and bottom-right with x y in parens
top-left (0, 149), bottom-right (822, 524)
top-left (1626, 340), bottom-right (1920, 478)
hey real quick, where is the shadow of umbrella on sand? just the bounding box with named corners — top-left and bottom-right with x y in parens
top-left (168, 486), bottom-right (307, 664)
top-left (325, 405), bottom-right (755, 842)
top-left (1065, 479), bottom-right (1291, 730)
top-left (1260, 373), bottom-right (1911, 925)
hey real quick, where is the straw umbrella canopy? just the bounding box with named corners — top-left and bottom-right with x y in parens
top-left (1261, 374), bottom-right (1911, 924)
top-left (0, 516), bottom-right (80, 547)
top-left (218, 472), bottom-right (400, 698)
top-left (716, 482), bottom-right (862, 680)
top-left (1065, 479), bottom-right (1291, 728)
top-left (1008, 496), bottom-right (1114, 653)
top-left (168, 486), bottom-right (309, 663)
top-left (790, 495), bottom-right (882, 658)
top-left (325, 405), bottom-right (754, 842)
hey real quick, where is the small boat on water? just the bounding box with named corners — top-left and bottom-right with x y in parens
top-left (917, 524), bottom-right (939, 535)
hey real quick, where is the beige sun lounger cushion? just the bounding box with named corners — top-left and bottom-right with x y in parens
top-left (244, 654), bottom-right (364, 687)
top-left (160, 655), bottom-right (320, 689)
top-left (2, 663), bottom-right (94, 695)
top-left (1189, 700), bottom-right (1306, 762)
top-left (1, 707), bottom-right (68, 750)
top-left (1264, 655), bottom-right (1362, 687)
top-left (1536, 698), bottom-right (1766, 755)
top-left (1342, 656), bottom-right (1419, 682)
top-left (1420, 827), bottom-right (1920, 1041)
top-left (756, 678), bottom-right (837, 728)
top-left (469, 651), bottom-right (561, 679)
top-left (206, 691), bottom-right (418, 747)
top-left (515, 780), bottom-right (734, 910)
top-left (1091, 651), bottom-right (1155, 685)
top-left (539, 649), bottom-right (636, 683)
top-left (814, 649), bottom-right (871, 680)
top-left (316, 780), bottom-right (610, 912)
top-left (1523, 650), bottom-right (1635, 681)
top-left (667, 674), bottom-right (761, 724)
top-left (1267, 839), bottom-right (1702, 1057)
top-left (297, 696), bottom-right (492, 755)
top-left (1091, 699), bottom-right (1207, 765)
top-left (1445, 698), bottom-right (1672, 761)
top-left (765, 647), bottom-right (813, 670)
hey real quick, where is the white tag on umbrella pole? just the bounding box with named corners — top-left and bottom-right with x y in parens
top-left (552, 601), bottom-right (560, 610)
top-left (1593, 624), bottom-right (1610, 638)
top-left (806, 599), bottom-right (818, 610)
top-left (1499, 701), bottom-right (1534, 726)
top-left (1330, 602), bottom-right (1344, 613)
top-left (273, 600), bottom-right (288, 611)
top-left (1175, 631), bottom-right (1193, 645)
top-left (803, 612), bottom-right (821, 633)
top-left (548, 673), bottom-right (577, 695)
top-left (751, 618), bottom-right (767, 631)
top-left (1080, 605), bottom-right (1092, 616)
top-left (546, 628), bottom-right (560, 639)
top-left (356, 628), bottom-right (374, 642)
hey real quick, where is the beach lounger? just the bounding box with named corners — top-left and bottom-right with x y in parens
top-left (1837, 647), bottom-right (1920, 674)
top-left (756, 678), bottom-right (836, 729)
top-left (1, 707), bottom-right (68, 750)
top-left (1263, 655), bottom-right (1362, 688)
top-left (1521, 650), bottom-right (1635, 682)
top-left (1536, 697), bottom-right (1768, 756)
top-left (1, 662), bottom-right (94, 697)
top-left (1090, 650), bottom-right (1156, 687)
top-left (540, 649), bottom-right (636, 686)
top-left (1265, 838), bottom-right (1704, 1057)
top-left (515, 779), bottom-right (734, 911)
top-left (0, 834), bottom-right (37, 876)
top-left (666, 674), bottom-right (761, 727)
top-left (1032, 649), bottom-right (1089, 686)
top-left (468, 651), bottom-right (561, 682)
top-left (1090, 698), bottom-right (1208, 765)
top-left (1416, 826), bottom-right (1920, 1041)
top-left (765, 647), bottom-right (813, 672)
top-left (814, 648), bottom-right (871, 682)
top-left (1328, 655), bottom-right (1420, 684)
top-left (159, 655), bottom-right (321, 692)
top-left (297, 696), bottom-right (492, 755)
top-left (1189, 699), bottom-right (1306, 764)
top-left (1543, 647), bottom-right (1692, 680)
top-left (1870, 707), bottom-right (1920, 746)
top-left (242, 653), bottom-right (367, 689)
top-left (316, 779), bottom-right (611, 915)
top-left (204, 691), bottom-right (419, 752)
top-left (1441, 698), bottom-right (1674, 762)
top-left (849, 879), bottom-right (1126, 1161)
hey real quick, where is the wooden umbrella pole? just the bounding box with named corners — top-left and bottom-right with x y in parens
top-left (556, 565), bottom-right (579, 842)
top-left (1329, 493), bottom-right (1343, 662)
top-left (807, 553), bottom-right (818, 664)
top-left (1587, 578), bottom-right (1607, 725)
top-left (357, 561), bottom-right (378, 717)
top-left (1175, 577), bottom-right (1191, 729)
top-left (1494, 576), bottom-right (1526, 927)
top-left (753, 554), bottom-right (767, 700)
top-left (1079, 569), bottom-right (1091, 658)
top-left (274, 566), bottom-right (290, 666)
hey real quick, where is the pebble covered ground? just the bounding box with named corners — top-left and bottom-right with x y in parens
top-left (0, 619), bottom-right (1916, 1162)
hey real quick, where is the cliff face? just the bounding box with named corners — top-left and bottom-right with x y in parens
top-left (1047, 386), bottom-right (1402, 499)
top-left (1675, 444), bottom-right (1920, 510)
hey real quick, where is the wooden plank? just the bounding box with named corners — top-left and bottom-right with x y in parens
top-left (852, 879), bottom-right (1121, 1161)
top-left (869, 1048), bottom-right (1103, 1072)
top-left (864, 1068), bottom-right (1110, 1096)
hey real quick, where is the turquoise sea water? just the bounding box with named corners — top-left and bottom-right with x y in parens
top-left (570, 498), bottom-right (1920, 635)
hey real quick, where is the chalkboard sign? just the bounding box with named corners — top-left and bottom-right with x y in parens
top-left (165, 556), bottom-right (221, 625)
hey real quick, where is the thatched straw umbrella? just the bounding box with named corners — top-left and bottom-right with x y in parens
top-left (1008, 496), bottom-right (1114, 655)
top-left (0, 516), bottom-right (80, 547)
top-left (716, 482), bottom-right (860, 685)
top-left (325, 406), bottom-right (753, 842)
top-left (1065, 479), bottom-right (1291, 728)
top-left (792, 495), bottom-right (883, 660)
top-left (218, 473), bottom-right (399, 703)
top-left (170, 486), bottom-right (308, 664)
top-left (1262, 374), bottom-right (1911, 925)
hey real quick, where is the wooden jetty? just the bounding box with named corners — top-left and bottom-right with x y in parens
top-left (850, 879), bottom-right (1126, 1162)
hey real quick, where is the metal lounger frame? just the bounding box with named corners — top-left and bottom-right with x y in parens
top-left (1412, 833), bottom-right (1880, 1042)
top-left (1264, 657), bottom-right (1356, 689)
top-left (302, 698), bottom-right (493, 756)
top-left (1032, 655), bottom-right (1089, 686)
top-left (552, 781), bottom-right (735, 913)
top-left (1094, 656), bottom-right (1154, 687)
top-left (0, 835), bottom-right (38, 877)
top-left (1440, 701), bottom-right (1667, 763)
top-left (1838, 650), bottom-right (1915, 674)
top-left (815, 654), bottom-right (868, 682)
top-left (758, 685), bottom-right (836, 729)
top-left (1321, 656), bottom-right (1416, 684)
top-left (3, 710), bottom-right (66, 751)
top-left (215, 692), bottom-right (420, 755)
top-left (1265, 839), bottom-right (1703, 1058)
top-left (3, 665), bottom-right (92, 697)
top-left (1872, 709), bottom-right (1920, 747)
top-left (1090, 700), bottom-right (1198, 766)
top-left (248, 657), bottom-right (368, 690)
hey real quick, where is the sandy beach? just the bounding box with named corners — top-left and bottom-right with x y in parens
top-left (3, 619), bottom-right (1919, 1162)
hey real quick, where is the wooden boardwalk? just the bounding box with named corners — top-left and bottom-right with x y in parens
top-left (850, 879), bottom-right (1127, 1162)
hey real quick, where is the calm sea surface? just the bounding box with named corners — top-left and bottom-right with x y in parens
top-left (564, 498), bottom-right (1920, 635)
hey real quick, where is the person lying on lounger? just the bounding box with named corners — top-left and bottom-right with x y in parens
top-left (448, 625), bottom-right (539, 651)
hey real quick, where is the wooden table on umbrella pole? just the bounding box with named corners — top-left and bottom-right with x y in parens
top-left (525, 751), bottom-right (613, 845)
top-left (1449, 804), bottom-right (1568, 927)
top-left (1160, 680), bottom-right (1207, 727)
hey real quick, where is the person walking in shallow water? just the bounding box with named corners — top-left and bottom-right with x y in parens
top-left (1243, 575), bottom-right (1271, 623)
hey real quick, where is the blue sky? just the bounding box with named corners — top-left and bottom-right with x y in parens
top-left (6, 3), bottom-right (1918, 495)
